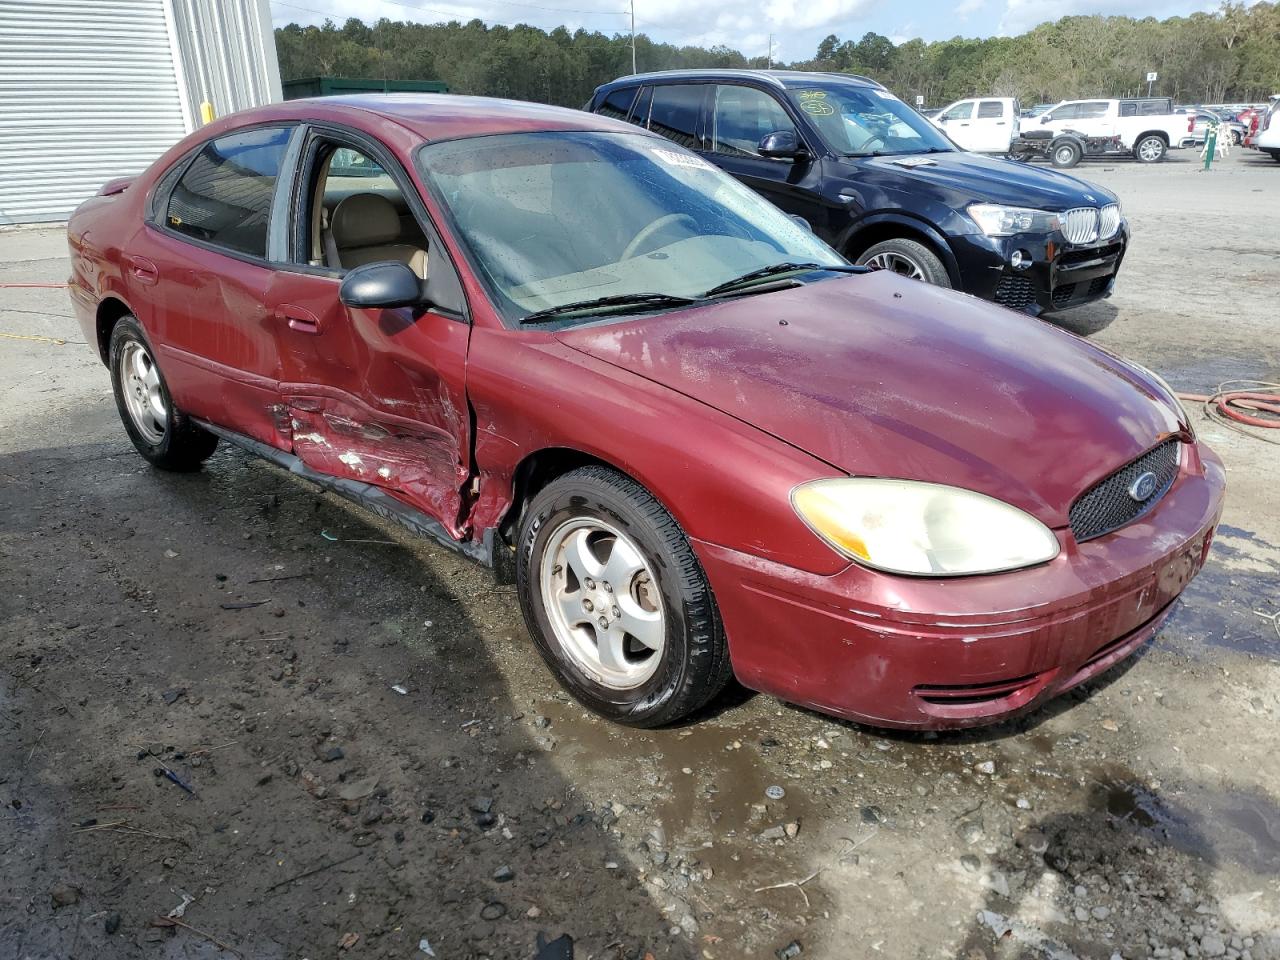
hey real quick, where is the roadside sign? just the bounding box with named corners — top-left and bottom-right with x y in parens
top-left (915, 95), bottom-right (924, 106)
top-left (1146, 71), bottom-right (1158, 82)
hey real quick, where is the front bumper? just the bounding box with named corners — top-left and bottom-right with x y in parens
top-left (695, 441), bottom-right (1224, 730)
top-left (953, 224), bottom-right (1129, 315)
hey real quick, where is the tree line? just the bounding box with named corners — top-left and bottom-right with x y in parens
top-left (274, 2), bottom-right (1280, 111)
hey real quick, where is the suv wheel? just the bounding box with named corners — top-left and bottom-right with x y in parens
top-left (1134, 135), bottom-right (1167, 163)
top-left (855, 238), bottom-right (951, 287)
top-left (109, 316), bottom-right (218, 470)
top-left (516, 466), bottom-right (732, 727)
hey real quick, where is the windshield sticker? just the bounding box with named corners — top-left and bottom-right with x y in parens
top-left (650, 147), bottom-right (712, 169)
top-left (797, 91), bottom-right (835, 116)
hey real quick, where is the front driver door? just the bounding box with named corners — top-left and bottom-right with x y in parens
top-left (702, 83), bottom-right (824, 228)
top-left (263, 127), bottom-right (474, 538)
top-left (935, 100), bottom-right (977, 150)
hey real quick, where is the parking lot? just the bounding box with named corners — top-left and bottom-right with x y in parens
top-left (1, 147), bottom-right (1278, 960)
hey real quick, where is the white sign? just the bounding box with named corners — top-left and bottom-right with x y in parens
top-left (1146, 71), bottom-right (1158, 82)
top-left (915, 95), bottom-right (924, 106)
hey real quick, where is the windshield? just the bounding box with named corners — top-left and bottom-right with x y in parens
top-left (785, 84), bottom-right (955, 156)
top-left (416, 131), bottom-right (844, 322)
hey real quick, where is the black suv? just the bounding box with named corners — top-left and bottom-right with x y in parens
top-left (587, 70), bottom-right (1129, 316)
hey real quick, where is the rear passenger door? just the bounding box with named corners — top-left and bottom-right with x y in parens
top-left (137, 124), bottom-right (300, 447)
top-left (701, 83), bottom-right (823, 227)
top-left (971, 100), bottom-right (1013, 152)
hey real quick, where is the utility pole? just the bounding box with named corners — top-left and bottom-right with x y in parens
top-left (767, 34), bottom-right (774, 69)
top-left (630, 0), bottom-right (636, 75)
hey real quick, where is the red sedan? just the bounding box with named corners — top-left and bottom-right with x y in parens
top-left (67, 96), bottom-right (1224, 729)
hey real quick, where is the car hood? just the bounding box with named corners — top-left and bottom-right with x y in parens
top-left (556, 272), bottom-right (1181, 528)
top-left (849, 150), bottom-right (1117, 210)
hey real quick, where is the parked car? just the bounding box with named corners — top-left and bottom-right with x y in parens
top-left (68, 95), bottom-right (1223, 730)
top-left (1254, 98), bottom-right (1280, 160)
top-left (1180, 109), bottom-right (1246, 146)
top-left (1037, 97), bottom-right (1189, 162)
top-left (587, 70), bottom-right (1129, 315)
top-left (928, 96), bottom-right (1020, 152)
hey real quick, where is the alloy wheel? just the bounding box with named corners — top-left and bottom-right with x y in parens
top-left (1138, 138), bottom-right (1163, 162)
top-left (119, 340), bottom-right (167, 444)
top-left (539, 517), bottom-right (665, 690)
top-left (864, 251), bottom-right (926, 280)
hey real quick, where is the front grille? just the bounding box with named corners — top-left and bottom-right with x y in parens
top-left (1099, 203), bottom-right (1121, 239)
top-left (1062, 207), bottom-right (1100, 244)
top-left (994, 275), bottom-right (1036, 309)
top-left (1052, 283), bottom-right (1076, 306)
top-left (1069, 439), bottom-right (1181, 542)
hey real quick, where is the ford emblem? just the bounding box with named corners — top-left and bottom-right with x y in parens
top-left (1128, 471), bottom-right (1158, 502)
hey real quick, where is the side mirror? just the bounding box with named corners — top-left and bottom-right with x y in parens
top-left (1040, 116), bottom-right (1050, 124)
top-left (339, 260), bottom-right (424, 310)
top-left (758, 130), bottom-right (806, 160)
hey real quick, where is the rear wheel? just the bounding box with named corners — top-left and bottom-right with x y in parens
top-left (1134, 135), bottom-right (1167, 163)
top-left (516, 466), bottom-right (731, 727)
top-left (1051, 141), bottom-right (1083, 168)
top-left (109, 316), bottom-right (217, 470)
top-left (1231, 129), bottom-right (1243, 146)
top-left (854, 238), bottom-right (951, 288)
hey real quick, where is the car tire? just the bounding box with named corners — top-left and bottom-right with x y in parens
top-left (1051, 141), bottom-right (1083, 168)
top-left (1231, 129), bottom-right (1243, 146)
top-left (109, 315), bottom-right (218, 471)
top-left (1133, 135), bottom-right (1167, 163)
top-left (854, 238), bottom-right (952, 288)
top-left (516, 465), bottom-right (732, 727)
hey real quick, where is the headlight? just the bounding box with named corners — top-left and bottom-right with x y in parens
top-left (791, 478), bottom-right (1060, 576)
top-left (968, 203), bottom-right (1061, 236)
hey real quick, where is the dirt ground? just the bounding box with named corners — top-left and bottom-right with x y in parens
top-left (2, 147), bottom-right (1278, 960)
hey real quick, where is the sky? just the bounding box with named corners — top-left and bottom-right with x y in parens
top-left (269, 0), bottom-right (1226, 65)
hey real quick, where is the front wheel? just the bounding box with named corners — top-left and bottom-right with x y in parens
top-left (854, 238), bottom-right (952, 288)
top-left (1134, 135), bottom-right (1167, 163)
top-left (516, 466), bottom-right (731, 727)
top-left (109, 316), bottom-right (218, 470)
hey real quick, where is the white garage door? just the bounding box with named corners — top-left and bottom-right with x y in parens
top-left (0, 0), bottom-right (191, 224)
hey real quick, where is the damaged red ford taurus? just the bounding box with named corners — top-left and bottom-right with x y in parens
top-left (68, 96), bottom-right (1224, 729)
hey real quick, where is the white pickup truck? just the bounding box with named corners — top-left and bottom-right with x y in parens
top-left (1034, 97), bottom-right (1190, 162)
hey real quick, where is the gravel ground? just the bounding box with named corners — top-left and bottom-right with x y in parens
top-left (1, 147), bottom-right (1278, 960)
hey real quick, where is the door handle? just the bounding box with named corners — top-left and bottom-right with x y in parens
top-left (127, 255), bottom-right (158, 285)
top-left (276, 304), bottom-right (321, 334)
top-left (996, 121), bottom-right (1007, 125)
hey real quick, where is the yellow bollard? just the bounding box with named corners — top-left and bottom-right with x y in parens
top-left (200, 101), bottom-right (215, 125)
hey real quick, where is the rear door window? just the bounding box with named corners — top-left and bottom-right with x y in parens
top-left (710, 85), bottom-right (797, 157)
top-left (977, 100), bottom-right (1004, 119)
top-left (165, 127), bottom-right (292, 258)
top-left (647, 84), bottom-right (705, 149)
top-left (597, 87), bottom-right (638, 122)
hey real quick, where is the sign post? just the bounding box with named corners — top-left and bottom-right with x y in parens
top-left (1146, 71), bottom-right (1158, 96)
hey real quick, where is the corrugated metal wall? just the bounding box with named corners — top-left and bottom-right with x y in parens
top-left (0, 0), bottom-right (280, 225)
top-left (169, 0), bottom-right (282, 124)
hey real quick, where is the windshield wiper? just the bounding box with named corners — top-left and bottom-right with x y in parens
top-left (521, 292), bottom-right (703, 325)
top-left (703, 261), bottom-right (863, 298)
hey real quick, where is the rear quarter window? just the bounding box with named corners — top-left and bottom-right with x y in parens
top-left (597, 87), bottom-right (638, 121)
top-left (165, 126), bottom-right (292, 258)
top-left (647, 85), bottom-right (705, 149)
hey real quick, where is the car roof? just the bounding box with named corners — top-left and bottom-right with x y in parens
top-left (211, 94), bottom-right (634, 143)
top-left (596, 69), bottom-right (886, 93)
